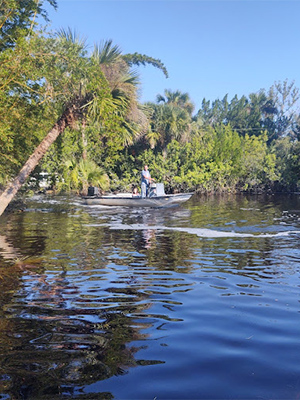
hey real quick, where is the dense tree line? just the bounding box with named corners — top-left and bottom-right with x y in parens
top-left (103, 82), bottom-right (300, 194)
top-left (1, 1), bottom-right (300, 214)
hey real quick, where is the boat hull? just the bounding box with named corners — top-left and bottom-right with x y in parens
top-left (82, 193), bottom-right (193, 208)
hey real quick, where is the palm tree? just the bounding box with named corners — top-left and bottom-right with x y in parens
top-left (157, 89), bottom-right (195, 115)
top-left (145, 102), bottom-right (191, 151)
top-left (93, 40), bottom-right (142, 143)
top-left (93, 40), bottom-right (160, 142)
top-left (57, 158), bottom-right (109, 195)
top-left (0, 30), bottom-right (98, 215)
top-left (0, 33), bottom-right (168, 216)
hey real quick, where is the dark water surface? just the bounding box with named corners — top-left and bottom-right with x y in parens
top-left (0, 193), bottom-right (300, 400)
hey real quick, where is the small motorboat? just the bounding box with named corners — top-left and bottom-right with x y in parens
top-left (82, 183), bottom-right (193, 208)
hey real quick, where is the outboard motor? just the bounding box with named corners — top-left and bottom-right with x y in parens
top-left (148, 184), bottom-right (156, 197)
top-left (149, 183), bottom-right (165, 197)
top-left (88, 186), bottom-right (100, 196)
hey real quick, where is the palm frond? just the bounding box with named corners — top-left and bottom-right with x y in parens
top-left (56, 27), bottom-right (87, 50)
top-left (123, 53), bottom-right (168, 78)
top-left (58, 158), bottom-right (109, 194)
top-left (117, 69), bottom-right (140, 87)
top-left (156, 94), bottom-right (166, 104)
top-left (145, 130), bottom-right (160, 149)
top-left (92, 40), bottom-right (122, 65)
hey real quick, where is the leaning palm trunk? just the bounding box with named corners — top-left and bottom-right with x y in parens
top-left (0, 103), bottom-right (80, 217)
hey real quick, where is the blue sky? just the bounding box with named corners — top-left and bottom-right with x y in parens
top-left (44, 0), bottom-right (300, 112)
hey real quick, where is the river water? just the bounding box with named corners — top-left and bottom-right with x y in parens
top-left (0, 193), bottom-right (300, 400)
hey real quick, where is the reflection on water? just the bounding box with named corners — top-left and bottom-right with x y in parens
top-left (0, 194), bottom-right (300, 399)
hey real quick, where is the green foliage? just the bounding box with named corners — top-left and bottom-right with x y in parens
top-left (0, 27), bottom-right (136, 191)
top-left (0, 35), bottom-right (59, 182)
top-left (144, 102), bottom-right (192, 150)
top-left (56, 158), bottom-right (109, 195)
top-left (0, 0), bottom-right (299, 197)
top-left (237, 134), bottom-right (278, 190)
top-left (0, 0), bottom-right (57, 50)
top-left (123, 53), bottom-right (168, 78)
top-left (268, 79), bottom-right (300, 141)
top-left (156, 89), bottom-right (194, 115)
top-left (271, 137), bottom-right (300, 190)
top-left (114, 122), bottom-right (279, 194)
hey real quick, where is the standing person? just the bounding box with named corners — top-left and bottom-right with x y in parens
top-left (141, 165), bottom-right (154, 197)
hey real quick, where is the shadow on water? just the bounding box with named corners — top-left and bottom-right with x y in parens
top-left (0, 193), bottom-right (300, 399)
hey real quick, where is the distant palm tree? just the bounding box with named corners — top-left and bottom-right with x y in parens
top-left (145, 102), bottom-right (191, 150)
top-left (157, 89), bottom-right (195, 115)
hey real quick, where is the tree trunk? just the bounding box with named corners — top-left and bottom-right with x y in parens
top-left (81, 119), bottom-right (87, 160)
top-left (0, 105), bottom-right (78, 217)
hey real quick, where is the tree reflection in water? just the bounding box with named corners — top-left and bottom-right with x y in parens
top-left (0, 265), bottom-right (167, 399)
top-left (1, 194), bottom-right (300, 399)
top-left (2, 195), bottom-right (289, 399)
top-left (0, 227), bottom-right (167, 399)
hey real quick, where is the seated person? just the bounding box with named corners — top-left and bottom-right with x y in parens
top-left (132, 187), bottom-right (139, 197)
